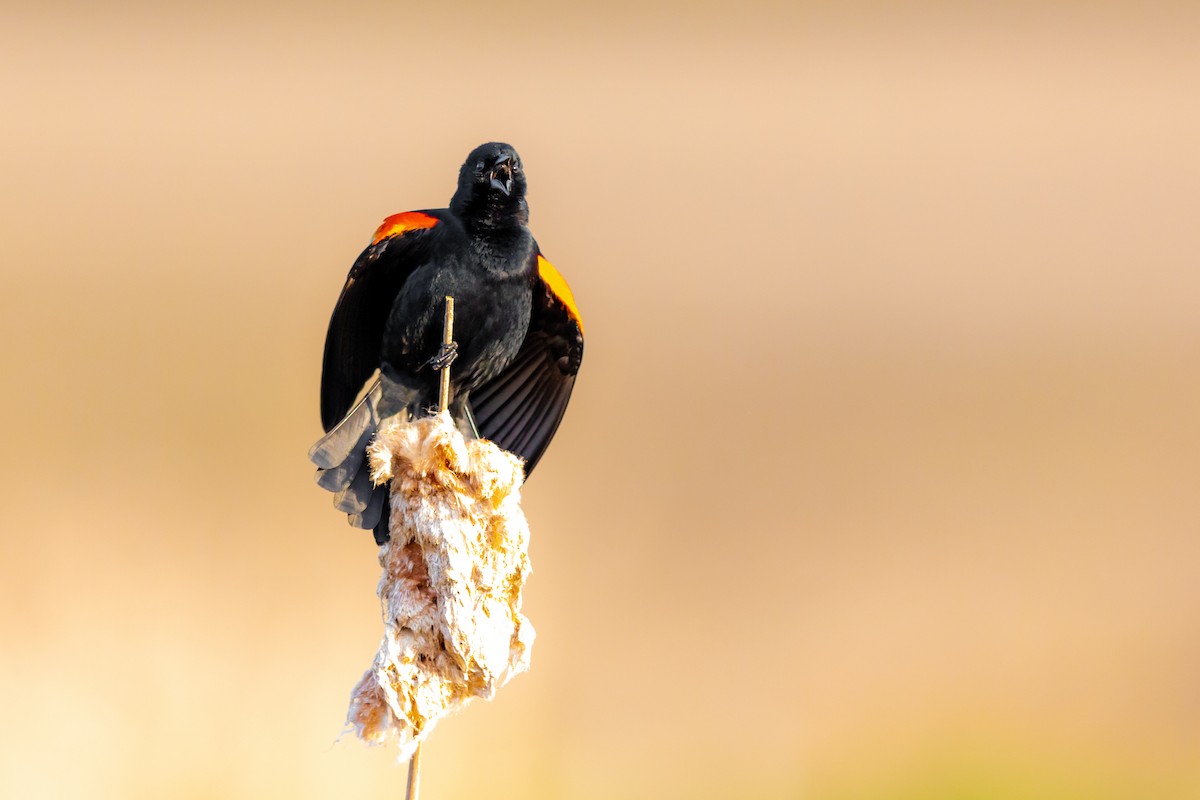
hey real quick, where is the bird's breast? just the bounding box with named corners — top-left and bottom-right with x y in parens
top-left (379, 251), bottom-right (534, 392)
top-left (449, 273), bottom-right (532, 388)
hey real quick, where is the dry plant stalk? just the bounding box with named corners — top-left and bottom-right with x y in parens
top-left (344, 410), bottom-right (534, 763)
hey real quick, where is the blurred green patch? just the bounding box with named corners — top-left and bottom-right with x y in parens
top-left (808, 744), bottom-right (1199, 800)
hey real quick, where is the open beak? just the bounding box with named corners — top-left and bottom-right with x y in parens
top-left (489, 154), bottom-right (513, 195)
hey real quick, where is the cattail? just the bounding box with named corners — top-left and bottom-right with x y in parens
top-left (344, 411), bottom-right (535, 762)
top-left (342, 297), bottom-right (534, 799)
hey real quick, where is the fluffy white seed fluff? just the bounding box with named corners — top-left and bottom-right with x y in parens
top-left (345, 412), bottom-right (534, 762)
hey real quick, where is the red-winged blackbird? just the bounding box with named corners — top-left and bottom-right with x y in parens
top-left (309, 142), bottom-right (584, 543)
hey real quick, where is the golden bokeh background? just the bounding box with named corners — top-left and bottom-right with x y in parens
top-left (3, 2), bottom-right (1199, 797)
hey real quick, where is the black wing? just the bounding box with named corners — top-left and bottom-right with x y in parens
top-left (470, 253), bottom-right (584, 474)
top-left (320, 211), bottom-right (443, 431)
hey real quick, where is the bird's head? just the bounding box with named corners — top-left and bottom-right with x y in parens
top-left (450, 142), bottom-right (529, 226)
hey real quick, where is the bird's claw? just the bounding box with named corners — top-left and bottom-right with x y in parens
top-left (427, 341), bottom-right (458, 371)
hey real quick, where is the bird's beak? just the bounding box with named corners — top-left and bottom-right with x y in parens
top-left (489, 155), bottom-right (513, 195)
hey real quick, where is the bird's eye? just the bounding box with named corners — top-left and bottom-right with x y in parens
top-left (513, 162), bottom-right (522, 173)
top-left (476, 161), bottom-right (485, 170)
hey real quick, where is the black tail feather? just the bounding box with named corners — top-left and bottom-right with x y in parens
top-left (310, 374), bottom-right (436, 543)
top-left (310, 379), bottom-right (390, 536)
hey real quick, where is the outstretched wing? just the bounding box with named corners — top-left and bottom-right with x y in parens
top-left (470, 253), bottom-right (584, 474)
top-left (320, 211), bottom-right (443, 431)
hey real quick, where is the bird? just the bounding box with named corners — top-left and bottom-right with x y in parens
top-left (308, 142), bottom-right (584, 544)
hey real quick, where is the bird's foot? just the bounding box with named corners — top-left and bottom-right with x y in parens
top-left (426, 341), bottom-right (459, 371)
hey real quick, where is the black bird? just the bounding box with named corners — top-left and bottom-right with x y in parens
top-left (309, 142), bottom-right (584, 544)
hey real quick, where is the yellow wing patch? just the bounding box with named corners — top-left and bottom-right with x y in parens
top-left (537, 255), bottom-right (583, 334)
top-left (371, 211), bottom-right (439, 245)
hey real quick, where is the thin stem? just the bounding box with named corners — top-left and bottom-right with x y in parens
top-left (438, 296), bottom-right (455, 413)
top-left (410, 294), bottom-right (449, 798)
top-left (405, 742), bottom-right (422, 800)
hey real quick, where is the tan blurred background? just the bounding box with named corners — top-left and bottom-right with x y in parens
top-left (3, 1), bottom-right (1199, 797)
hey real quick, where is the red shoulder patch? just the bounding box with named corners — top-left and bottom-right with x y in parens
top-left (537, 255), bottom-right (584, 334)
top-left (371, 211), bottom-right (439, 245)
